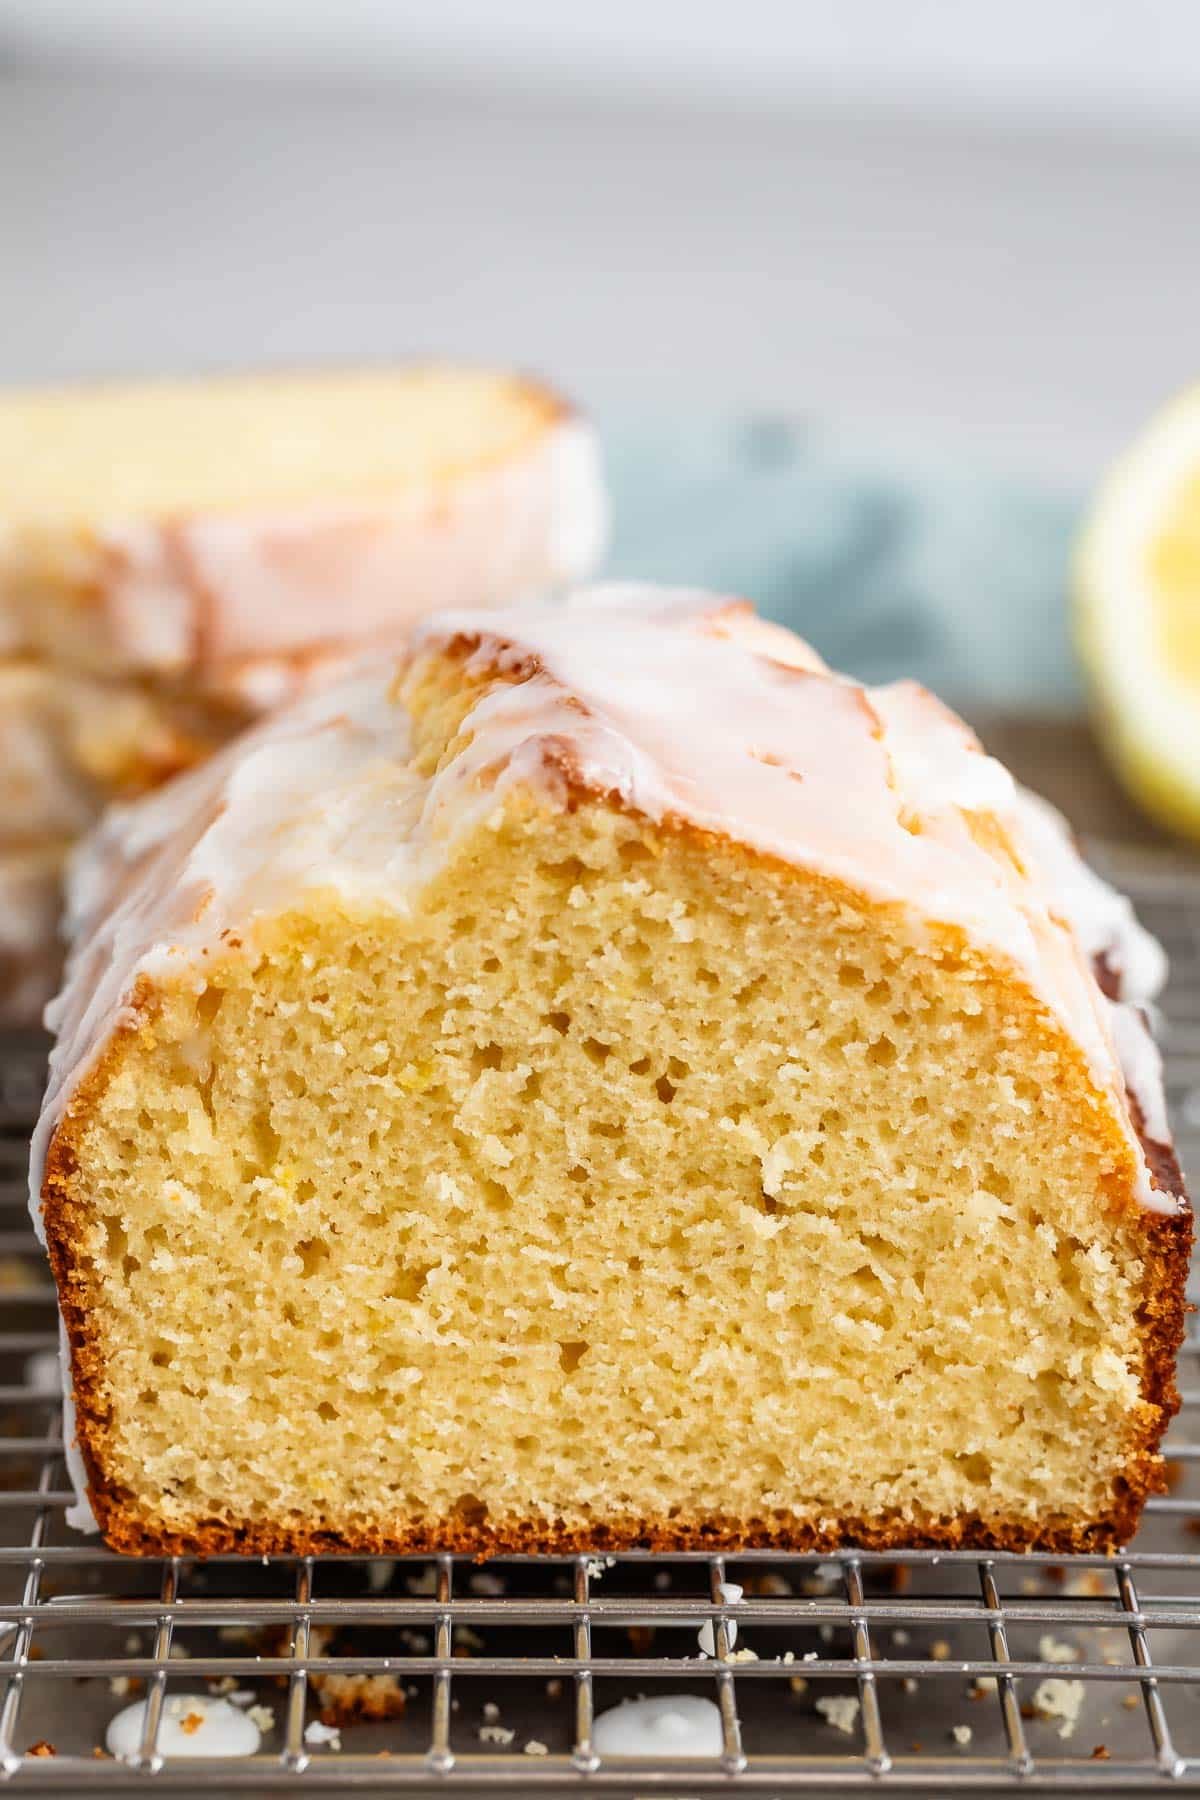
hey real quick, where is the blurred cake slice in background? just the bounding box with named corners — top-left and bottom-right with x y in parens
top-left (0, 660), bottom-right (238, 848)
top-left (0, 364), bottom-right (608, 1020)
top-left (0, 364), bottom-right (606, 685)
top-left (0, 844), bottom-right (69, 1028)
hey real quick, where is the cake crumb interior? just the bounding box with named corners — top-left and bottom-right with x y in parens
top-left (61, 771), bottom-right (1157, 1548)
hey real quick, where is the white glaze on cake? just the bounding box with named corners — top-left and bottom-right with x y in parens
top-left (30, 585), bottom-right (1185, 1529)
top-left (1008, 784), bottom-right (1173, 1162)
top-left (1011, 787), bottom-right (1167, 1004)
top-left (1, 415), bottom-right (606, 693)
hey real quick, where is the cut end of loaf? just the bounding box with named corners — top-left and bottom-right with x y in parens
top-left (41, 641), bottom-right (1191, 1554)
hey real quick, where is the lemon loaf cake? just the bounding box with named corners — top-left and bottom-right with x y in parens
top-left (32, 588), bottom-right (1190, 1556)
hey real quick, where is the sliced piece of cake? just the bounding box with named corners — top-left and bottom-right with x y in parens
top-left (0, 660), bottom-right (241, 849)
top-left (32, 588), bottom-right (1190, 1555)
top-left (0, 365), bottom-right (606, 693)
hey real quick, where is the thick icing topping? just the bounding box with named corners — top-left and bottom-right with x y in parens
top-left (1011, 788), bottom-right (1167, 1005)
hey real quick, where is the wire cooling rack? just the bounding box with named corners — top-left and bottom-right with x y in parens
top-left (0, 851), bottom-right (1197, 1794)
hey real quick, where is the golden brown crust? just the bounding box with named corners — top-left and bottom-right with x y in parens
top-left (40, 987), bottom-right (165, 1536)
top-left (1120, 1093), bottom-right (1193, 1525)
top-left (67, 1497), bottom-right (1172, 1561)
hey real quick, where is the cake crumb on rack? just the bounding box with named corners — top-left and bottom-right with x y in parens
top-left (246, 1704), bottom-right (275, 1734)
top-left (815, 1695), bottom-right (860, 1735)
top-left (480, 1725), bottom-right (514, 1746)
top-left (524, 1738), bottom-right (549, 1756)
top-left (1038, 1633), bottom-right (1079, 1663)
top-left (951, 1724), bottom-right (972, 1746)
top-left (314, 1671), bottom-right (407, 1726)
top-left (364, 1560), bottom-right (395, 1593)
top-left (25, 1743), bottom-right (55, 1757)
top-left (468, 1571), bottom-right (506, 1597)
top-left (304, 1721), bottom-right (342, 1751)
top-left (800, 1563), bottom-right (842, 1596)
top-left (1032, 1678), bottom-right (1084, 1738)
top-left (1064, 1570), bottom-right (1109, 1598)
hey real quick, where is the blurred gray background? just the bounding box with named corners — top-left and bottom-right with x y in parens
top-left (1, 1), bottom-right (1198, 758)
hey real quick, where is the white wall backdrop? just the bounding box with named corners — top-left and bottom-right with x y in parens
top-left (2, 0), bottom-right (1199, 483)
top-left (3, 0), bottom-right (1200, 134)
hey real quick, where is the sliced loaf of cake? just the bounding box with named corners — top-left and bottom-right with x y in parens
top-left (33, 588), bottom-right (1190, 1555)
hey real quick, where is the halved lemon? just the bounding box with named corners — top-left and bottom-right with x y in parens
top-left (1076, 384), bottom-right (1200, 839)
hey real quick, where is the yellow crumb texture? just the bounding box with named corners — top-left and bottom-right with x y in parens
top-left (50, 652), bottom-right (1168, 1552)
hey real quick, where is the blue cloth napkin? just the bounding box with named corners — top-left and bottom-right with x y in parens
top-left (603, 416), bottom-right (1084, 713)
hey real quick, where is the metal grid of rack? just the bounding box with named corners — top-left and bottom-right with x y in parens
top-left (0, 851), bottom-right (1196, 1792)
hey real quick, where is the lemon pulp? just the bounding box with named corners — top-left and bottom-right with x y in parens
top-left (1149, 469), bottom-right (1200, 688)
